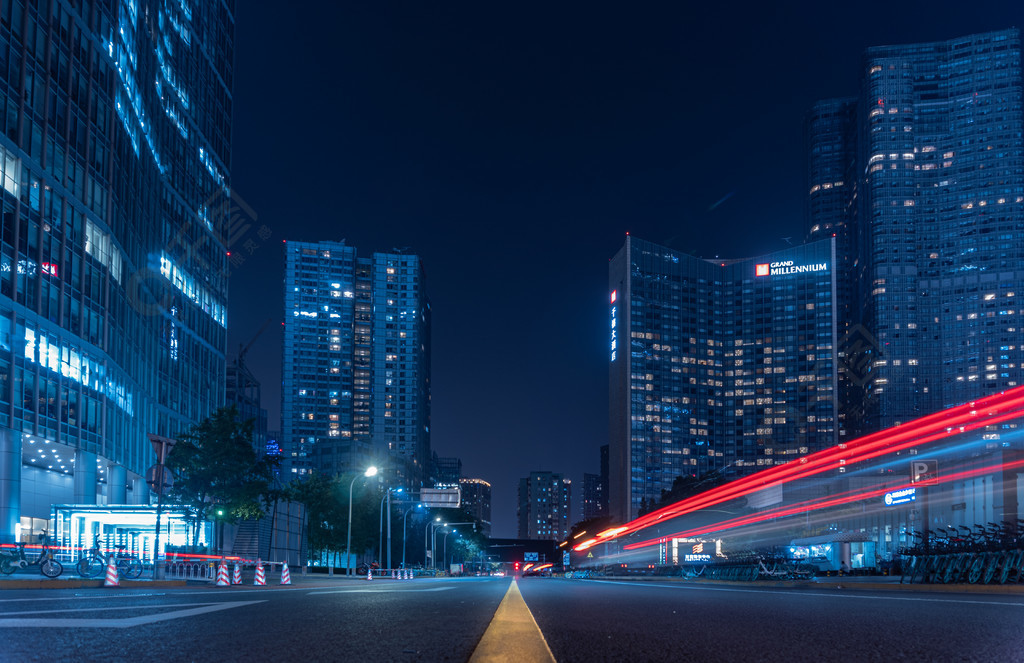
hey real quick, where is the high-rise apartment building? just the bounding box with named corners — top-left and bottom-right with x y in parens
top-left (458, 477), bottom-right (491, 537)
top-left (808, 29), bottom-right (1024, 434)
top-left (608, 236), bottom-right (839, 522)
top-left (0, 1), bottom-right (234, 544)
top-left (582, 445), bottom-right (608, 521)
top-left (581, 472), bottom-right (606, 521)
top-left (517, 471), bottom-right (571, 541)
top-left (282, 241), bottom-right (430, 487)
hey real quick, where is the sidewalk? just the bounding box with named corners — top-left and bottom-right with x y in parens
top-left (590, 573), bottom-right (1024, 595)
top-left (0, 567), bottom-right (426, 590)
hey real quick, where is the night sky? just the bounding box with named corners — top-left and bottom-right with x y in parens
top-left (228, 1), bottom-right (1018, 537)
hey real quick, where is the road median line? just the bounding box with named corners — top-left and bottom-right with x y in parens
top-left (469, 579), bottom-right (556, 663)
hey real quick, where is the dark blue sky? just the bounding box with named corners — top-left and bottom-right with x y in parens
top-left (228, 1), bottom-right (1018, 537)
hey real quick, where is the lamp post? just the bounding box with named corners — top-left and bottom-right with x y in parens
top-left (425, 517), bottom-right (440, 568)
top-left (215, 508), bottom-right (225, 555)
top-left (431, 523), bottom-right (449, 570)
top-left (379, 488), bottom-right (403, 570)
top-left (346, 466), bottom-right (378, 576)
top-left (432, 522), bottom-right (476, 568)
top-left (402, 504), bottom-right (422, 569)
top-left (443, 529), bottom-right (457, 571)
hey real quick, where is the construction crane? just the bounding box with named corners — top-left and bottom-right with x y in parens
top-left (236, 317), bottom-right (273, 370)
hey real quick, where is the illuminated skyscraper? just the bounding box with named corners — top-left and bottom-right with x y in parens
top-left (608, 236), bottom-right (839, 522)
top-left (282, 240), bottom-right (431, 487)
top-left (0, 1), bottom-right (234, 544)
top-left (808, 29), bottom-right (1024, 434)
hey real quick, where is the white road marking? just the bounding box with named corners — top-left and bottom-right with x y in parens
top-left (0, 600), bottom-right (266, 628)
top-left (589, 580), bottom-right (1024, 607)
top-left (4, 602), bottom-right (231, 616)
top-left (0, 592), bottom-right (168, 604)
top-left (307, 586), bottom-right (455, 595)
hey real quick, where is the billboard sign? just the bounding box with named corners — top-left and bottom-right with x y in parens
top-left (883, 487), bottom-right (917, 506)
top-left (421, 488), bottom-right (461, 508)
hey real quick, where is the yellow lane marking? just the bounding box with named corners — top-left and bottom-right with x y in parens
top-left (469, 579), bottom-right (556, 663)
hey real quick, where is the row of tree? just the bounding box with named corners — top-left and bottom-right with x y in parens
top-left (163, 405), bottom-right (488, 568)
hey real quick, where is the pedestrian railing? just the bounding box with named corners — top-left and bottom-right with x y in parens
top-left (166, 561), bottom-right (216, 582)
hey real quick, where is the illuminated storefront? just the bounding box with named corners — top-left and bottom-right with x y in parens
top-left (50, 505), bottom-right (209, 564)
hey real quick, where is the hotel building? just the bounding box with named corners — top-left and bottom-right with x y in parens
top-left (608, 236), bottom-right (839, 521)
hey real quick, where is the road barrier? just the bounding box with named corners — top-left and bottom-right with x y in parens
top-left (166, 561), bottom-right (216, 582)
top-left (104, 559), bottom-right (119, 587)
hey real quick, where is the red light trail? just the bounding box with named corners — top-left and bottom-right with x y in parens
top-left (623, 457), bottom-right (1024, 550)
top-left (577, 386), bottom-right (1024, 552)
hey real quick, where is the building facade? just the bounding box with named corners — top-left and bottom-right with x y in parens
top-left (282, 240), bottom-right (430, 487)
top-left (458, 477), bottom-right (491, 537)
top-left (582, 443), bottom-right (610, 521)
top-left (808, 29), bottom-right (1024, 436)
top-left (432, 454), bottom-right (461, 487)
top-left (608, 236), bottom-right (839, 522)
top-left (0, 1), bottom-right (234, 544)
top-left (517, 471), bottom-right (571, 541)
top-left (581, 472), bottom-right (606, 521)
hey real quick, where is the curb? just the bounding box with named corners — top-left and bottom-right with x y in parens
top-left (0, 578), bottom-right (188, 590)
top-left (587, 575), bottom-right (1024, 595)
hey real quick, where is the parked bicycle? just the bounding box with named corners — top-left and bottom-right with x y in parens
top-left (899, 520), bottom-right (1024, 585)
top-left (0, 534), bottom-right (63, 578)
top-left (356, 561), bottom-right (380, 576)
top-left (76, 536), bottom-right (143, 579)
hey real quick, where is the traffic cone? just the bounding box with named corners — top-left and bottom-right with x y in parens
top-left (232, 563), bottom-right (242, 585)
top-left (367, 567), bottom-right (373, 581)
top-left (104, 559), bottom-right (119, 587)
top-left (254, 560), bottom-right (266, 586)
top-left (216, 561), bottom-right (229, 586)
top-left (280, 561), bottom-right (292, 585)
top-left (392, 569), bottom-right (397, 579)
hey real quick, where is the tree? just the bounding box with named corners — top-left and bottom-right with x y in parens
top-left (287, 471), bottom-right (380, 570)
top-left (568, 515), bottom-right (613, 542)
top-left (165, 405), bottom-right (278, 549)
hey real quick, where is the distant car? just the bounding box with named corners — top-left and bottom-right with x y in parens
top-left (492, 570), bottom-right (506, 577)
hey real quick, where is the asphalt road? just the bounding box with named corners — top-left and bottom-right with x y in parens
top-left (0, 576), bottom-right (510, 662)
top-left (3, 575), bottom-right (1024, 662)
top-left (518, 577), bottom-right (1024, 662)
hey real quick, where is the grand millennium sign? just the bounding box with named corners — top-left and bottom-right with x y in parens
top-left (755, 260), bottom-right (829, 277)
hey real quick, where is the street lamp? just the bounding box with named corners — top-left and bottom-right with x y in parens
top-left (402, 504), bottom-right (423, 569)
top-left (431, 521), bottom-right (451, 570)
top-left (379, 487), bottom-right (403, 569)
top-left (215, 508), bottom-right (225, 555)
top-left (425, 517), bottom-right (441, 568)
top-left (443, 529), bottom-right (457, 571)
top-left (346, 465), bottom-right (378, 576)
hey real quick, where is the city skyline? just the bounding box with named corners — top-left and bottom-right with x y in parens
top-left (229, 3), bottom-right (1018, 536)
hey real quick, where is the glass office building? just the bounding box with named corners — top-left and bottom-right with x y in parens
top-left (808, 29), bottom-right (1024, 434)
top-left (0, 1), bottom-right (233, 544)
top-left (282, 240), bottom-right (431, 487)
top-left (608, 236), bottom-right (839, 521)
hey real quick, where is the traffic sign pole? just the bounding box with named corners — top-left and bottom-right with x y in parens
top-left (148, 435), bottom-right (176, 581)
